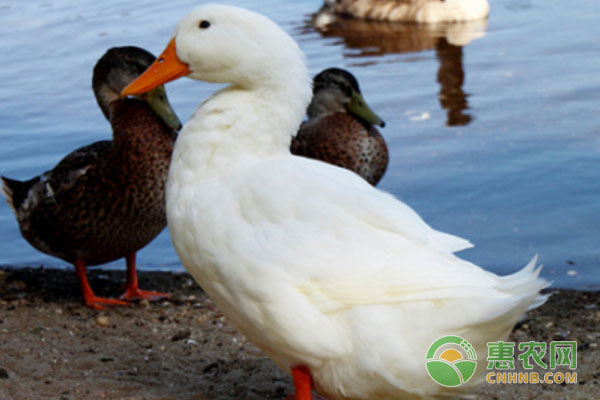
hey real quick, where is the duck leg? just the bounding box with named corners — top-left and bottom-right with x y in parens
top-left (74, 259), bottom-right (128, 310)
top-left (119, 253), bottom-right (171, 301)
top-left (285, 366), bottom-right (327, 400)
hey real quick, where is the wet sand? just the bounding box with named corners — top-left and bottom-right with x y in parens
top-left (0, 266), bottom-right (598, 399)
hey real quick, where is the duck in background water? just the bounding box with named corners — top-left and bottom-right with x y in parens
top-left (319, 0), bottom-right (490, 23)
top-left (292, 68), bottom-right (388, 186)
top-left (1, 46), bottom-right (180, 309)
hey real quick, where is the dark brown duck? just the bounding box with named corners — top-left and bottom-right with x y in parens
top-left (1, 46), bottom-right (180, 309)
top-left (291, 68), bottom-right (388, 186)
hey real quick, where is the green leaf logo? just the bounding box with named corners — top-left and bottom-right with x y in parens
top-left (425, 335), bottom-right (477, 387)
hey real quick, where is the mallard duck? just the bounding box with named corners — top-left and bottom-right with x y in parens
top-left (291, 68), bottom-right (388, 186)
top-left (320, 0), bottom-right (490, 23)
top-left (1, 46), bottom-right (180, 309)
top-left (122, 5), bottom-right (547, 399)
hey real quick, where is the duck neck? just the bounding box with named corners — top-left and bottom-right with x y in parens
top-left (175, 70), bottom-right (311, 179)
top-left (306, 90), bottom-right (347, 120)
top-left (109, 99), bottom-right (175, 151)
top-left (94, 81), bottom-right (119, 121)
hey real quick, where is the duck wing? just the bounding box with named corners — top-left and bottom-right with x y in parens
top-left (47, 140), bottom-right (114, 195)
top-left (240, 154), bottom-right (472, 255)
top-left (209, 155), bottom-right (545, 312)
top-left (2, 140), bottom-right (113, 217)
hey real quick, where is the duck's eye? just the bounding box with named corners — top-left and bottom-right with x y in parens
top-left (199, 20), bottom-right (211, 29)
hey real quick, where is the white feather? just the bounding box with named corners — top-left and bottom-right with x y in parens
top-left (161, 5), bottom-right (548, 399)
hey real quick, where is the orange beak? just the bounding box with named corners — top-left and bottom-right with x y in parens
top-left (121, 38), bottom-right (191, 97)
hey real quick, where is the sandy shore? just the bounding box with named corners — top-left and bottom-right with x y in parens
top-left (0, 266), bottom-right (598, 400)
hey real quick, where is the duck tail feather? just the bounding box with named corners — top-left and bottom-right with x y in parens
top-left (1, 176), bottom-right (18, 213)
top-left (1, 176), bottom-right (40, 214)
top-left (500, 254), bottom-right (552, 310)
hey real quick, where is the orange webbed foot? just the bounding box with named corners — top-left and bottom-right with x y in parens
top-left (75, 259), bottom-right (130, 310)
top-left (83, 295), bottom-right (129, 310)
top-left (119, 287), bottom-right (171, 302)
top-left (121, 253), bottom-right (171, 302)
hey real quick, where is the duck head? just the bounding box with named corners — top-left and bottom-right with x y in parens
top-left (121, 5), bottom-right (310, 95)
top-left (94, 46), bottom-right (181, 130)
top-left (307, 68), bottom-right (385, 128)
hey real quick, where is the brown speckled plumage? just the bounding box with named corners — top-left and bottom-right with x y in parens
top-left (292, 113), bottom-right (388, 186)
top-left (291, 68), bottom-right (388, 186)
top-left (8, 99), bottom-right (175, 265)
top-left (1, 46), bottom-right (179, 308)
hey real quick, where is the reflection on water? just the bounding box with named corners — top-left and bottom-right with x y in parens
top-left (436, 38), bottom-right (471, 126)
top-left (311, 11), bottom-right (487, 53)
top-left (309, 13), bottom-right (487, 126)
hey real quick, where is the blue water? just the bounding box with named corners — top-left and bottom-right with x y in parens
top-left (0, 0), bottom-right (598, 289)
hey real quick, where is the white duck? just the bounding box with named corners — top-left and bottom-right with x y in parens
top-left (122, 5), bottom-right (548, 399)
